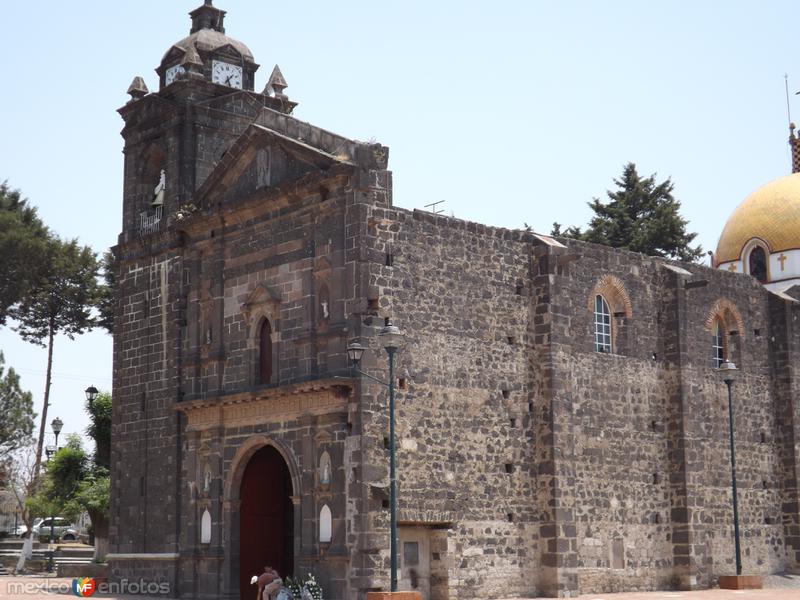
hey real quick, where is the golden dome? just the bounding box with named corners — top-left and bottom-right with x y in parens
top-left (716, 172), bottom-right (800, 263)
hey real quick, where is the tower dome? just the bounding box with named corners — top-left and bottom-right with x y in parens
top-left (157, 1), bottom-right (259, 91)
top-left (715, 156), bottom-right (800, 292)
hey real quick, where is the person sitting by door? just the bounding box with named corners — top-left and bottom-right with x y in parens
top-left (250, 565), bottom-right (282, 600)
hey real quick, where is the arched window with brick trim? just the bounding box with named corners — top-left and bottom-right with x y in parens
top-left (259, 318), bottom-right (273, 385)
top-left (587, 275), bottom-right (633, 355)
top-left (705, 299), bottom-right (744, 368)
top-left (594, 295), bottom-right (612, 353)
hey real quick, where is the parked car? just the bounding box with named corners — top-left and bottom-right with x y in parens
top-left (35, 517), bottom-right (78, 542)
top-left (14, 518), bottom-right (43, 537)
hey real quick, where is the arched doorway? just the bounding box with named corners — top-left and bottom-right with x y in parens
top-left (238, 445), bottom-right (294, 599)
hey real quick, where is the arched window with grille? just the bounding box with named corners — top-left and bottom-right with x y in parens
top-left (594, 295), bottom-right (612, 353)
top-left (259, 318), bottom-right (273, 384)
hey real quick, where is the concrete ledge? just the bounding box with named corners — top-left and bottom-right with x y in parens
top-left (58, 562), bottom-right (109, 578)
top-left (719, 575), bottom-right (763, 589)
top-left (106, 553), bottom-right (180, 561)
top-left (367, 592), bottom-right (422, 600)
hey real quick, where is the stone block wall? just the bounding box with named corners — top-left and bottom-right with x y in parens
top-left (358, 207), bottom-right (540, 599)
top-left (548, 238), bottom-right (797, 592)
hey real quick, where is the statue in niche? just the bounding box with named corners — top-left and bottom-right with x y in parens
top-left (203, 463), bottom-right (212, 495)
top-left (319, 284), bottom-right (330, 322)
top-left (152, 169), bottom-right (166, 207)
top-left (319, 451), bottom-right (331, 485)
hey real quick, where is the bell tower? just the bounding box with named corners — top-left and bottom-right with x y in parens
top-left (117, 0), bottom-right (295, 244)
top-left (110, 1), bottom-right (298, 577)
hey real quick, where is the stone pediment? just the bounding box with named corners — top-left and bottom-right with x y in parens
top-left (194, 123), bottom-right (355, 209)
top-left (241, 283), bottom-right (281, 319)
top-left (161, 45), bottom-right (186, 67)
top-left (211, 43), bottom-right (247, 63)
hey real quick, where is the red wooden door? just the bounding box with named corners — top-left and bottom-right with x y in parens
top-left (239, 446), bottom-right (294, 599)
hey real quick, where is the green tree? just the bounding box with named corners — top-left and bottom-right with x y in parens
top-left (552, 163), bottom-right (703, 262)
top-left (83, 391), bottom-right (111, 560)
top-left (0, 182), bottom-right (52, 326)
top-left (86, 391), bottom-right (111, 470)
top-left (10, 238), bottom-right (100, 469)
top-left (26, 435), bottom-right (88, 527)
top-left (97, 249), bottom-right (118, 335)
top-left (27, 396), bottom-right (112, 560)
top-left (0, 352), bottom-right (36, 460)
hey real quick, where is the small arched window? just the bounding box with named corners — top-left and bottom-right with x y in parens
top-left (319, 505), bottom-right (332, 543)
top-left (200, 508), bottom-right (211, 544)
top-left (259, 318), bottom-right (273, 384)
top-left (748, 246), bottom-right (768, 283)
top-left (594, 295), bottom-right (612, 353)
top-left (712, 320), bottom-right (725, 368)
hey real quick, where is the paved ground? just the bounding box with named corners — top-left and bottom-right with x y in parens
top-left (1, 575), bottom-right (799, 599)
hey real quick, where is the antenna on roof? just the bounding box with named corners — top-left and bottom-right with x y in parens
top-left (785, 73), bottom-right (793, 125)
top-left (424, 200), bottom-right (445, 215)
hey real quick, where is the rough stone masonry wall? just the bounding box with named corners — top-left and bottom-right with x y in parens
top-left (361, 206), bottom-right (540, 600)
top-left (550, 239), bottom-right (791, 592)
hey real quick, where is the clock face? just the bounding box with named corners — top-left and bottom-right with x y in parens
top-left (212, 60), bottom-right (243, 89)
top-left (165, 64), bottom-right (185, 86)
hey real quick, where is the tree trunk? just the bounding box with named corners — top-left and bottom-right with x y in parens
top-left (89, 509), bottom-right (109, 562)
top-left (34, 321), bottom-right (55, 469)
top-left (15, 532), bottom-right (33, 573)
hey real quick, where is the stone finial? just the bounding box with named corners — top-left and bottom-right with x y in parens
top-left (127, 76), bottom-right (149, 101)
top-left (181, 43), bottom-right (204, 77)
top-left (264, 65), bottom-right (288, 99)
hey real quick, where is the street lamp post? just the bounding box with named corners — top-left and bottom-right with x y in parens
top-left (716, 360), bottom-right (742, 576)
top-left (48, 417), bottom-right (64, 573)
top-left (347, 321), bottom-right (405, 592)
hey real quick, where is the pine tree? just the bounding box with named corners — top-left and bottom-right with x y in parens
top-left (552, 163), bottom-right (703, 262)
top-left (0, 182), bottom-right (52, 325)
top-left (0, 352), bottom-right (35, 461)
top-left (10, 238), bottom-right (99, 470)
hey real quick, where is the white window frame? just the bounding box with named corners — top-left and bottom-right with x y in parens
top-left (594, 294), bottom-right (612, 353)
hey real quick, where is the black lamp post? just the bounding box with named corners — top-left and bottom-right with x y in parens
top-left (716, 360), bottom-right (742, 576)
top-left (47, 417), bottom-right (64, 573)
top-left (347, 320), bottom-right (405, 592)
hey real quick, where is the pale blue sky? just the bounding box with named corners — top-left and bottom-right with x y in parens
top-left (1, 1), bottom-right (797, 443)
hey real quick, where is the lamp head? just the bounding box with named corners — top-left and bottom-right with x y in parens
top-left (716, 360), bottom-right (739, 384)
top-left (346, 342), bottom-right (366, 367)
top-left (51, 417), bottom-right (63, 435)
top-left (85, 385), bottom-right (99, 403)
top-left (379, 321), bottom-right (404, 353)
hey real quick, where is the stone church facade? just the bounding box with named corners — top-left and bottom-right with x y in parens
top-left (108, 2), bottom-right (800, 599)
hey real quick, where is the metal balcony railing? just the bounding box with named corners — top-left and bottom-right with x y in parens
top-left (139, 205), bottom-right (163, 235)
